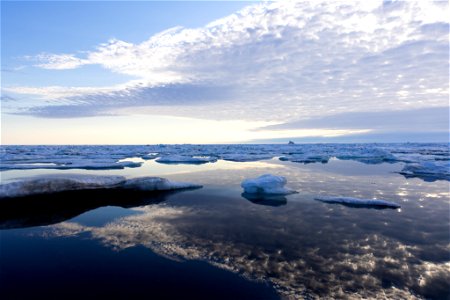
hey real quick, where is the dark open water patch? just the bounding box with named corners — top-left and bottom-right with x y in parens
top-left (0, 189), bottom-right (189, 229)
top-left (0, 230), bottom-right (279, 300)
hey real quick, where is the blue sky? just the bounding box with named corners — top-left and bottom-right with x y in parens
top-left (1, 1), bottom-right (449, 144)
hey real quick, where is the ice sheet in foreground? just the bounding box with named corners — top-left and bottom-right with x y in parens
top-left (315, 196), bottom-right (400, 208)
top-left (0, 174), bottom-right (202, 198)
top-left (241, 174), bottom-right (297, 195)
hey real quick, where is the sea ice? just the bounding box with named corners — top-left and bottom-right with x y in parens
top-left (220, 154), bottom-right (274, 162)
top-left (241, 174), bottom-right (296, 195)
top-left (315, 196), bottom-right (400, 208)
top-left (0, 174), bottom-right (202, 198)
top-left (0, 174), bottom-right (126, 198)
top-left (156, 155), bottom-right (217, 164)
top-left (1, 144), bottom-right (448, 182)
top-left (399, 161), bottom-right (450, 181)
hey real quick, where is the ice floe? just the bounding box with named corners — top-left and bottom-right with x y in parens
top-left (399, 161), bottom-right (450, 181)
top-left (0, 174), bottom-right (202, 198)
top-left (241, 174), bottom-right (296, 195)
top-left (220, 154), bottom-right (274, 162)
top-left (315, 196), bottom-right (400, 208)
top-left (156, 155), bottom-right (217, 164)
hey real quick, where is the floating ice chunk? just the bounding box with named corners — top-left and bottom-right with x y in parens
top-left (0, 174), bottom-right (126, 198)
top-left (241, 174), bottom-right (296, 195)
top-left (141, 153), bottom-right (159, 160)
top-left (399, 161), bottom-right (450, 181)
top-left (0, 160), bottom-right (142, 170)
top-left (122, 177), bottom-right (202, 191)
top-left (156, 155), bottom-right (217, 164)
top-left (315, 196), bottom-right (400, 208)
top-left (336, 148), bottom-right (397, 164)
top-left (0, 174), bottom-right (202, 198)
top-left (221, 154), bottom-right (274, 162)
top-left (279, 154), bottom-right (329, 164)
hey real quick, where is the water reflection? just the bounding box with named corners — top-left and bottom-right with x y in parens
top-left (44, 196), bottom-right (449, 299)
top-left (241, 193), bottom-right (287, 206)
top-left (0, 158), bottom-right (283, 182)
top-left (0, 188), bottom-right (198, 229)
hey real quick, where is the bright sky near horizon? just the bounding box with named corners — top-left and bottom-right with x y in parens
top-left (1, 0), bottom-right (449, 144)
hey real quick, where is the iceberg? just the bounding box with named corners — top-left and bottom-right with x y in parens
top-left (315, 196), bottom-right (400, 208)
top-left (241, 174), bottom-right (296, 195)
top-left (156, 155), bottom-right (217, 164)
top-left (0, 174), bottom-right (202, 198)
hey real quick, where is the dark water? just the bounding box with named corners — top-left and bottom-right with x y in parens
top-left (1, 159), bottom-right (449, 299)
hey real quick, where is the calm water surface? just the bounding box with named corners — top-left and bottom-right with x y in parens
top-left (1, 158), bottom-right (449, 299)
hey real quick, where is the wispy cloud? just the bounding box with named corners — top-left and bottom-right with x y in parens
top-left (34, 53), bottom-right (89, 70)
top-left (5, 0), bottom-right (449, 126)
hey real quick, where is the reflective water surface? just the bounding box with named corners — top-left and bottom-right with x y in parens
top-left (1, 159), bottom-right (449, 299)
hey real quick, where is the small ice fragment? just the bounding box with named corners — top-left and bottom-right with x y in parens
top-left (241, 174), bottom-right (296, 195)
top-left (399, 161), bottom-right (450, 181)
top-left (315, 196), bottom-right (400, 208)
top-left (156, 155), bottom-right (216, 164)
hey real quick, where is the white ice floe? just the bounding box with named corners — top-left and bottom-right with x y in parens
top-left (279, 154), bottom-right (330, 164)
top-left (0, 174), bottom-right (201, 198)
top-left (220, 154), bottom-right (274, 162)
top-left (0, 174), bottom-right (126, 198)
top-left (241, 174), bottom-right (296, 195)
top-left (156, 155), bottom-right (217, 164)
top-left (0, 160), bottom-right (141, 170)
top-left (315, 196), bottom-right (400, 208)
top-left (399, 161), bottom-right (450, 181)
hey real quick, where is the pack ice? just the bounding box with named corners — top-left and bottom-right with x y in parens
top-left (1, 143), bottom-right (448, 181)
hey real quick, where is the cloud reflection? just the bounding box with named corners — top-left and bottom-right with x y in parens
top-left (46, 199), bottom-right (450, 299)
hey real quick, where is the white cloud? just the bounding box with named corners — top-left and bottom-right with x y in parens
top-left (34, 53), bottom-right (88, 70)
top-left (6, 0), bottom-right (449, 124)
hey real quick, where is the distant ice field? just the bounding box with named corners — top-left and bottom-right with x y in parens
top-left (1, 143), bottom-right (449, 182)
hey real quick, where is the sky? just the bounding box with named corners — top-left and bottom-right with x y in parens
top-left (1, 0), bottom-right (449, 144)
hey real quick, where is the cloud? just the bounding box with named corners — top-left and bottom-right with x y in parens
top-left (261, 107), bottom-right (450, 132)
top-left (5, 0), bottom-right (449, 124)
top-left (34, 53), bottom-right (89, 70)
top-left (0, 94), bottom-right (17, 102)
